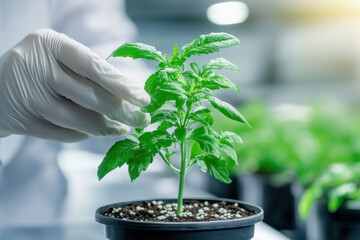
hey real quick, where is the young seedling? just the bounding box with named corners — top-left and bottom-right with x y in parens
top-left (98, 32), bottom-right (249, 215)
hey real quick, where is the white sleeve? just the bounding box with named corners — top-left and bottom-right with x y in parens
top-left (0, 135), bottom-right (24, 168)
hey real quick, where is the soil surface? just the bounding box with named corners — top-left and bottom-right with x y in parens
top-left (103, 200), bottom-right (257, 222)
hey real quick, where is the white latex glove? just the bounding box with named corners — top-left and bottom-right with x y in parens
top-left (0, 29), bottom-right (150, 142)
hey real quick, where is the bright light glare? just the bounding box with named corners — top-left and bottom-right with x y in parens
top-left (207, 1), bottom-right (249, 25)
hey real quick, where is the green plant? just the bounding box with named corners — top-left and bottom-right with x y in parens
top-left (295, 103), bottom-right (360, 186)
top-left (298, 162), bottom-right (360, 219)
top-left (216, 101), bottom-right (360, 187)
top-left (213, 101), bottom-right (306, 184)
top-left (97, 33), bottom-right (248, 215)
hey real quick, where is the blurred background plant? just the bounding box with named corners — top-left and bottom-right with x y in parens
top-left (212, 101), bottom-right (360, 186)
top-left (295, 104), bottom-right (360, 187)
top-left (299, 162), bottom-right (360, 219)
top-left (211, 100), bottom-right (360, 235)
top-left (298, 162), bottom-right (360, 240)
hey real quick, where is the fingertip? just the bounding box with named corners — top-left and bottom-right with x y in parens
top-left (128, 90), bottom-right (151, 108)
top-left (123, 77), bottom-right (150, 107)
top-left (141, 113), bottom-right (151, 128)
top-left (132, 112), bottom-right (151, 129)
top-left (110, 123), bottom-right (130, 136)
top-left (118, 125), bottom-right (131, 135)
top-left (139, 92), bottom-right (151, 107)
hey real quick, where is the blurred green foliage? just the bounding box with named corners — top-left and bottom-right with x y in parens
top-left (299, 162), bottom-right (360, 219)
top-left (296, 104), bottom-right (360, 186)
top-left (213, 101), bottom-right (360, 186)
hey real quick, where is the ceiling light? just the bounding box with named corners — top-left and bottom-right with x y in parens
top-left (207, 1), bottom-right (249, 25)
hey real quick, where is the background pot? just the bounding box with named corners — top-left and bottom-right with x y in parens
top-left (237, 174), bottom-right (295, 230)
top-left (306, 202), bottom-right (360, 240)
top-left (206, 174), bottom-right (239, 199)
top-left (207, 173), bottom-right (294, 231)
top-left (95, 198), bottom-right (263, 240)
top-left (291, 181), bottom-right (307, 240)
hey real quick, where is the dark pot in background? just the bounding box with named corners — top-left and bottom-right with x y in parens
top-left (95, 198), bottom-right (263, 240)
top-left (237, 174), bottom-right (295, 231)
top-left (306, 202), bottom-right (360, 240)
top-left (206, 174), bottom-right (239, 199)
top-left (291, 181), bottom-right (307, 240)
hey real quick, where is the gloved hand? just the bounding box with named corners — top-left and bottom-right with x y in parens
top-left (0, 29), bottom-right (150, 142)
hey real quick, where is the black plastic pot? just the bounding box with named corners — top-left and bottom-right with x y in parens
top-left (291, 181), bottom-right (307, 240)
top-left (95, 198), bottom-right (263, 240)
top-left (306, 202), bottom-right (360, 240)
top-left (206, 174), bottom-right (239, 199)
top-left (237, 174), bottom-right (295, 230)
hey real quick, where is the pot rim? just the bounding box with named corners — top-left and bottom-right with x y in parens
top-left (95, 198), bottom-right (264, 231)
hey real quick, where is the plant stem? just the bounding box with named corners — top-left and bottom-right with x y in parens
top-left (176, 101), bottom-right (193, 215)
top-left (177, 140), bottom-right (186, 215)
top-left (159, 151), bottom-right (180, 174)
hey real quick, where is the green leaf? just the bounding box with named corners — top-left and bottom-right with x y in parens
top-left (189, 127), bottom-right (220, 156)
top-left (128, 147), bottom-right (154, 182)
top-left (158, 82), bottom-right (187, 98)
top-left (143, 69), bottom-right (184, 113)
top-left (143, 87), bottom-right (184, 113)
top-left (145, 69), bottom-right (185, 97)
top-left (220, 141), bottom-right (238, 165)
top-left (108, 42), bottom-right (166, 62)
top-left (189, 107), bottom-right (214, 126)
top-left (208, 96), bottom-right (250, 126)
top-left (183, 70), bottom-right (199, 84)
top-left (328, 183), bottom-right (357, 212)
top-left (197, 155), bottom-right (232, 183)
top-left (151, 110), bottom-right (180, 124)
top-left (97, 139), bottom-right (138, 180)
top-left (191, 91), bottom-right (212, 104)
top-left (348, 188), bottom-right (360, 201)
top-left (196, 156), bottom-right (208, 173)
top-left (135, 128), bottom-right (144, 135)
top-left (191, 141), bottom-right (204, 159)
top-left (202, 74), bottom-right (240, 93)
top-left (192, 106), bottom-right (211, 115)
top-left (141, 94), bottom-right (165, 113)
top-left (172, 44), bottom-right (179, 59)
top-left (203, 58), bottom-right (240, 72)
top-left (188, 125), bottom-right (206, 137)
top-left (144, 71), bottom-right (162, 94)
top-left (189, 114), bottom-right (213, 127)
top-left (190, 62), bottom-right (201, 75)
top-left (221, 131), bottom-right (243, 144)
top-left (175, 96), bottom-right (187, 110)
top-left (138, 130), bottom-right (173, 149)
top-left (174, 126), bottom-right (186, 141)
top-left (299, 186), bottom-right (322, 219)
top-left (180, 32), bottom-right (240, 59)
top-left (157, 121), bottom-right (175, 131)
